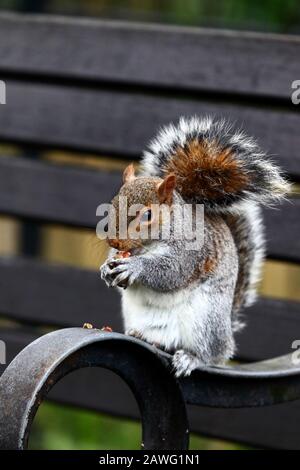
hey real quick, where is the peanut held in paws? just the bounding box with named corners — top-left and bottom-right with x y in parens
top-left (108, 251), bottom-right (131, 270)
top-left (101, 252), bottom-right (137, 289)
top-left (115, 251), bottom-right (131, 259)
top-left (109, 251), bottom-right (131, 288)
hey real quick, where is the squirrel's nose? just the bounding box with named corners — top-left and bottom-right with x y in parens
top-left (108, 238), bottom-right (120, 250)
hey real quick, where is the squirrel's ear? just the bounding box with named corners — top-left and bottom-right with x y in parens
top-left (157, 173), bottom-right (176, 204)
top-left (123, 163), bottom-right (136, 184)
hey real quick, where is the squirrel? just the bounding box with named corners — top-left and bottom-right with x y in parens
top-left (100, 116), bottom-right (290, 377)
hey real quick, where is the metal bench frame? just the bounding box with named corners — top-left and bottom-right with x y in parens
top-left (1, 328), bottom-right (300, 449)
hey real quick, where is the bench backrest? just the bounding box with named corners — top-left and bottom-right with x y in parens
top-left (0, 12), bottom-right (299, 449)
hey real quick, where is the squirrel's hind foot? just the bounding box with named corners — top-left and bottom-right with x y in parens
top-left (172, 350), bottom-right (204, 378)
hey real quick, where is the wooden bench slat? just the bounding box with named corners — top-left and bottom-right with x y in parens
top-left (263, 197), bottom-right (300, 263)
top-left (0, 13), bottom-right (299, 100)
top-left (0, 256), bottom-right (121, 331)
top-left (1, 326), bottom-right (300, 449)
top-left (0, 156), bottom-right (298, 262)
top-left (236, 298), bottom-right (300, 361)
top-left (0, 81), bottom-right (299, 178)
top-left (186, 401), bottom-right (300, 450)
top-left (0, 156), bottom-right (120, 227)
top-left (0, 256), bottom-right (298, 361)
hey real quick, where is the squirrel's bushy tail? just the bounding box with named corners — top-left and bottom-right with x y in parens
top-left (141, 116), bottom-right (290, 212)
top-left (224, 202), bottom-right (265, 330)
top-left (141, 116), bottom-right (290, 319)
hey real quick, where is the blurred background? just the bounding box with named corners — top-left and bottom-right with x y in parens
top-left (1, 0), bottom-right (300, 33)
top-left (0, 0), bottom-right (299, 450)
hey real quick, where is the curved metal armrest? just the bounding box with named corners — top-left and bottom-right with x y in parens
top-left (1, 327), bottom-right (300, 449)
top-left (0, 328), bottom-right (188, 450)
top-left (175, 353), bottom-right (300, 408)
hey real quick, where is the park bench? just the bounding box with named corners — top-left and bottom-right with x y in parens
top-left (0, 12), bottom-right (299, 450)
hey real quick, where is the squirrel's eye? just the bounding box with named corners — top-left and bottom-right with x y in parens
top-left (140, 209), bottom-right (152, 223)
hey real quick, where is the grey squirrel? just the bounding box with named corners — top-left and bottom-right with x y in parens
top-left (100, 116), bottom-right (290, 377)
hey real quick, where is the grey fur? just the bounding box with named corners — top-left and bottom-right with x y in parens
top-left (101, 191), bottom-right (238, 375)
top-left (100, 116), bottom-right (290, 376)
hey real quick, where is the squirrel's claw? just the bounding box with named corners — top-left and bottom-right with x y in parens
top-left (172, 350), bottom-right (202, 377)
top-left (99, 262), bottom-right (114, 287)
top-left (111, 271), bottom-right (130, 288)
top-left (100, 257), bottom-right (137, 289)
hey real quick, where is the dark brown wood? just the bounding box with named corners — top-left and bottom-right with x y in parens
top-left (0, 256), bottom-right (122, 331)
top-left (0, 81), bottom-right (299, 177)
top-left (186, 402), bottom-right (300, 450)
top-left (0, 156), bottom-right (121, 227)
top-left (262, 197), bottom-right (300, 263)
top-left (0, 156), bottom-right (298, 261)
top-left (1, 326), bottom-right (300, 450)
top-left (0, 13), bottom-right (299, 100)
top-left (236, 298), bottom-right (300, 361)
top-left (0, 255), bottom-right (298, 361)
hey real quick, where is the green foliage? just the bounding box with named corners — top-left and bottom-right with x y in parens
top-left (30, 402), bottom-right (141, 450)
top-left (29, 402), bottom-right (249, 450)
top-left (2, 0), bottom-right (299, 34)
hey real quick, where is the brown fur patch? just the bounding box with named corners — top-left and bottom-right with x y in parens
top-left (203, 256), bottom-right (217, 275)
top-left (187, 255), bottom-right (217, 285)
top-left (165, 140), bottom-right (249, 201)
top-left (185, 214), bottom-right (224, 285)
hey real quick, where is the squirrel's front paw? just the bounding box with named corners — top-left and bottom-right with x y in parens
top-left (100, 257), bottom-right (141, 288)
top-left (172, 350), bottom-right (201, 378)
